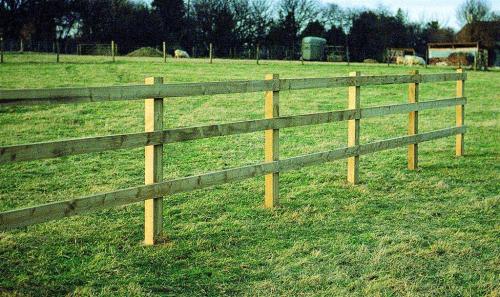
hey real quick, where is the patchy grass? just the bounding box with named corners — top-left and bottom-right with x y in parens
top-left (0, 54), bottom-right (499, 296)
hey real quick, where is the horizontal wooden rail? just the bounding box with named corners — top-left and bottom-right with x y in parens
top-left (0, 80), bottom-right (271, 106)
top-left (0, 73), bottom-right (466, 106)
top-left (0, 97), bottom-right (466, 164)
top-left (280, 73), bottom-right (466, 91)
top-left (0, 126), bottom-right (466, 231)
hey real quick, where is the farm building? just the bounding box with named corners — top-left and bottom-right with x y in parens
top-left (427, 42), bottom-right (487, 69)
top-left (456, 20), bottom-right (500, 66)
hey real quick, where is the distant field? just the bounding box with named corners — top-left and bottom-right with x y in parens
top-left (0, 53), bottom-right (499, 296)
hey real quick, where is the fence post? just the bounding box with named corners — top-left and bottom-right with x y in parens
top-left (209, 43), bottom-right (213, 64)
top-left (163, 42), bottom-right (166, 63)
top-left (111, 40), bottom-right (115, 62)
top-left (0, 37), bottom-right (4, 64)
top-left (56, 41), bottom-right (60, 63)
top-left (264, 73), bottom-right (279, 208)
top-left (425, 47), bottom-right (429, 68)
top-left (347, 71), bottom-right (360, 184)
top-left (346, 46), bottom-right (350, 66)
top-left (408, 70), bottom-right (419, 169)
top-left (256, 44), bottom-right (260, 65)
top-left (144, 77), bottom-right (164, 245)
top-left (456, 68), bottom-right (465, 156)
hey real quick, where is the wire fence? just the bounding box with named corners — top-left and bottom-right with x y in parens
top-left (1, 39), bottom-right (351, 62)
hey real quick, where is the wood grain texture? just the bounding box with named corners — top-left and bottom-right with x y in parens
top-left (456, 69), bottom-right (465, 156)
top-left (144, 77), bottom-right (164, 245)
top-left (264, 74), bottom-right (279, 208)
top-left (0, 126), bottom-right (466, 231)
top-left (408, 70), bottom-right (419, 170)
top-left (0, 97), bottom-right (466, 164)
top-left (347, 71), bottom-right (360, 184)
top-left (0, 73), bottom-right (467, 106)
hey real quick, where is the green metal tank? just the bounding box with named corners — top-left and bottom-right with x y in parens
top-left (301, 37), bottom-right (327, 61)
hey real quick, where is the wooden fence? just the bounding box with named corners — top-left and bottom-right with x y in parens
top-left (0, 70), bottom-right (467, 245)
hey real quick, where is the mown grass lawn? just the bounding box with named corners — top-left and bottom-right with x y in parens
top-left (0, 53), bottom-right (499, 296)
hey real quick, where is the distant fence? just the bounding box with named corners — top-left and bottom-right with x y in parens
top-left (0, 39), bottom-right (301, 60)
top-left (0, 39), bottom-right (313, 64)
top-left (0, 70), bottom-right (467, 245)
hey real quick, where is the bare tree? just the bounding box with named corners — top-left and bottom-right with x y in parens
top-left (322, 3), bottom-right (343, 29)
top-left (249, 0), bottom-right (272, 45)
top-left (277, 0), bottom-right (319, 31)
top-left (456, 0), bottom-right (491, 25)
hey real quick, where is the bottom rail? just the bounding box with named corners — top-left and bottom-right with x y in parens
top-left (0, 126), bottom-right (466, 231)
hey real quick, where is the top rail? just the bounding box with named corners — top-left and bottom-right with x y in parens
top-left (0, 73), bottom-right (466, 106)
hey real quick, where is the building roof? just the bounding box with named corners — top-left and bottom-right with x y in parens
top-left (428, 42), bottom-right (479, 49)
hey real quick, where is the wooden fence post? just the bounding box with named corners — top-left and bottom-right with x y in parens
top-left (347, 71), bottom-right (360, 184)
top-left (209, 43), bottom-right (213, 64)
top-left (163, 42), bottom-right (166, 63)
top-left (408, 70), bottom-right (419, 170)
top-left (456, 68), bottom-right (465, 156)
top-left (264, 74), bottom-right (279, 208)
top-left (111, 40), bottom-right (115, 62)
top-left (144, 77), bottom-right (164, 245)
top-left (56, 41), bottom-right (60, 63)
top-left (0, 37), bottom-right (4, 64)
top-left (346, 46), bottom-right (350, 66)
top-left (256, 44), bottom-right (260, 65)
top-left (425, 47), bottom-right (429, 68)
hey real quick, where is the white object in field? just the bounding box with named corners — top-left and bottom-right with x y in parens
top-left (403, 55), bottom-right (426, 66)
top-left (174, 49), bottom-right (190, 58)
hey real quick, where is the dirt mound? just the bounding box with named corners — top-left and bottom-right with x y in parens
top-left (127, 47), bottom-right (163, 57)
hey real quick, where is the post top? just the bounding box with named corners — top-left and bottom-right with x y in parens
top-left (145, 77), bottom-right (164, 84)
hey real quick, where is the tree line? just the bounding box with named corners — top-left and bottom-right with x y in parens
top-left (0, 0), bottom-right (497, 61)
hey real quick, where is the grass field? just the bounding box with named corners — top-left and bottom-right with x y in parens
top-left (0, 53), bottom-right (499, 296)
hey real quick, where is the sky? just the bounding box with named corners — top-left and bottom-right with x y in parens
top-left (324, 0), bottom-right (499, 29)
top-left (138, 0), bottom-right (500, 30)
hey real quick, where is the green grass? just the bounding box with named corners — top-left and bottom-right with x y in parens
top-left (0, 53), bottom-right (499, 296)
